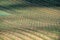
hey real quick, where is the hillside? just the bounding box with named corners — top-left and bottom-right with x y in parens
top-left (0, 0), bottom-right (60, 40)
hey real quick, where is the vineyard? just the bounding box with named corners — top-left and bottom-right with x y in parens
top-left (0, 0), bottom-right (60, 40)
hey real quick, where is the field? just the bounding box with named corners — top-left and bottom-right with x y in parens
top-left (0, 0), bottom-right (60, 40)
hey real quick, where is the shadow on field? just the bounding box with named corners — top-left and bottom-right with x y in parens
top-left (0, 0), bottom-right (60, 10)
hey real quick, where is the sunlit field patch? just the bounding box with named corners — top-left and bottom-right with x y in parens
top-left (0, 10), bottom-right (11, 16)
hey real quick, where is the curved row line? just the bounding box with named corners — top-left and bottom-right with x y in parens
top-left (14, 28), bottom-right (56, 40)
top-left (0, 27), bottom-right (58, 40)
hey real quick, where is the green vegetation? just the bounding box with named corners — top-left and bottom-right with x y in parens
top-left (0, 10), bottom-right (11, 16)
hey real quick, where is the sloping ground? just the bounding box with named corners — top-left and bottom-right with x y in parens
top-left (0, 28), bottom-right (59, 40)
top-left (0, 7), bottom-right (60, 40)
